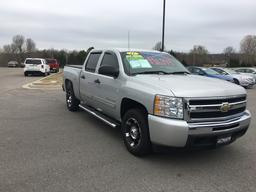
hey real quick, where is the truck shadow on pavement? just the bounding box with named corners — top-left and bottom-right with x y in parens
top-left (75, 108), bottom-right (241, 164)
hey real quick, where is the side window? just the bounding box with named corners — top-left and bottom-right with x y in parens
top-left (214, 68), bottom-right (222, 74)
top-left (193, 68), bottom-right (200, 74)
top-left (100, 52), bottom-right (119, 69)
top-left (85, 52), bottom-right (101, 72)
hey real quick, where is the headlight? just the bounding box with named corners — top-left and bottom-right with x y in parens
top-left (154, 95), bottom-right (183, 119)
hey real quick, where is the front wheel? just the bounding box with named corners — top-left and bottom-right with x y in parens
top-left (66, 82), bottom-right (80, 111)
top-left (121, 109), bottom-right (152, 156)
top-left (234, 79), bottom-right (240, 85)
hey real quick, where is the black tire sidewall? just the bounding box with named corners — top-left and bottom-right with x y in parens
top-left (234, 79), bottom-right (240, 85)
top-left (121, 109), bottom-right (151, 156)
top-left (66, 82), bottom-right (80, 111)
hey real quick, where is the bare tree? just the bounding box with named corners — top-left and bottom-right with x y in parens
top-left (240, 35), bottom-right (256, 66)
top-left (153, 41), bottom-right (165, 51)
top-left (240, 35), bottom-right (256, 55)
top-left (223, 46), bottom-right (236, 67)
top-left (26, 38), bottom-right (36, 53)
top-left (12, 35), bottom-right (25, 54)
top-left (190, 45), bottom-right (209, 66)
top-left (190, 45), bottom-right (209, 55)
top-left (223, 46), bottom-right (236, 55)
top-left (3, 45), bottom-right (12, 53)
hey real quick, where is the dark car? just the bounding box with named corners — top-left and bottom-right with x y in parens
top-left (46, 59), bottom-right (60, 73)
top-left (187, 66), bottom-right (234, 83)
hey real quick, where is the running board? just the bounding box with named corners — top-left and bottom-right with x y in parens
top-left (79, 104), bottom-right (120, 128)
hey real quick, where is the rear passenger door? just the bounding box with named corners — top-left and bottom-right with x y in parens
top-left (79, 52), bottom-right (102, 105)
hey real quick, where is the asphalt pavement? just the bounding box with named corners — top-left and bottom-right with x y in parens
top-left (0, 68), bottom-right (255, 192)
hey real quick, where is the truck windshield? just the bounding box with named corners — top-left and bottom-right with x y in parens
top-left (121, 51), bottom-right (189, 75)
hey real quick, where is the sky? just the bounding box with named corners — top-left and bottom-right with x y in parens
top-left (0, 0), bottom-right (256, 53)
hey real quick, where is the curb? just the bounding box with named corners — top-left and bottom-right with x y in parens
top-left (22, 72), bottom-right (62, 90)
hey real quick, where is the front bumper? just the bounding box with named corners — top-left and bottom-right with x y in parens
top-left (148, 110), bottom-right (251, 147)
top-left (240, 81), bottom-right (255, 87)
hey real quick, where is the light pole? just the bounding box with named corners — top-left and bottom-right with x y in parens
top-left (161, 0), bottom-right (166, 52)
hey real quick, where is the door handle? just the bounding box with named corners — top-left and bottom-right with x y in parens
top-left (81, 75), bottom-right (85, 79)
top-left (94, 79), bottom-right (101, 84)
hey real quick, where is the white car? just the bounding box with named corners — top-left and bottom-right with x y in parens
top-left (8, 61), bottom-right (19, 67)
top-left (211, 67), bottom-right (255, 88)
top-left (233, 68), bottom-right (256, 83)
top-left (24, 58), bottom-right (50, 76)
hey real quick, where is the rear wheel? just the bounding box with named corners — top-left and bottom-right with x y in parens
top-left (66, 81), bottom-right (80, 111)
top-left (121, 109), bottom-right (152, 156)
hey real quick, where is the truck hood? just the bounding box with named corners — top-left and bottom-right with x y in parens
top-left (133, 74), bottom-right (246, 97)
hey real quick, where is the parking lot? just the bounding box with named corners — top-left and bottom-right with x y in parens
top-left (0, 68), bottom-right (255, 192)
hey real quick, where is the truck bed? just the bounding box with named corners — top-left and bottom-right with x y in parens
top-left (67, 65), bottom-right (83, 69)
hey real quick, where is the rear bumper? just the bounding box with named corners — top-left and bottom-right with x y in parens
top-left (148, 110), bottom-right (251, 147)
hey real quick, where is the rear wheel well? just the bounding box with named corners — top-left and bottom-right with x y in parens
top-left (120, 98), bottom-right (148, 119)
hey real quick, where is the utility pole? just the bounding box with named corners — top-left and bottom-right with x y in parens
top-left (128, 31), bottom-right (130, 51)
top-left (161, 0), bottom-right (166, 52)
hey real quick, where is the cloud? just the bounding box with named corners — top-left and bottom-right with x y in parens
top-left (0, 0), bottom-right (255, 53)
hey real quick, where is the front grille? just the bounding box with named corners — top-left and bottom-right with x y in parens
top-left (189, 96), bottom-right (246, 105)
top-left (186, 95), bottom-right (247, 122)
top-left (190, 107), bottom-right (246, 119)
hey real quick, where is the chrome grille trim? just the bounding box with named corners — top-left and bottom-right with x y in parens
top-left (184, 95), bottom-right (247, 123)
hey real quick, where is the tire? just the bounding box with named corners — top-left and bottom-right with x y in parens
top-left (234, 79), bottom-right (240, 85)
top-left (66, 81), bottom-right (80, 112)
top-left (24, 72), bottom-right (28, 77)
top-left (121, 108), bottom-right (152, 156)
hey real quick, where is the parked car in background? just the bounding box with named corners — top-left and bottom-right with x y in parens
top-left (211, 67), bottom-right (255, 88)
top-left (46, 59), bottom-right (60, 73)
top-left (233, 68), bottom-right (256, 82)
top-left (187, 66), bottom-right (234, 83)
top-left (7, 61), bottom-right (19, 67)
top-left (24, 58), bottom-right (50, 76)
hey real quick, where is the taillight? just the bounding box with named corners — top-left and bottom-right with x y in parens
top-left (41, 65), bottom-right (44, 69)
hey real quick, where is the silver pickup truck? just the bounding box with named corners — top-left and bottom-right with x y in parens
top-left (63, 48), bottom-right (251, 156)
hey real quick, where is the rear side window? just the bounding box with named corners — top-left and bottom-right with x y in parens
top-left (25, 59), bottom-right (42, 64)
top-left (100, 52), bottom-right (119, 69)
top-left (85, 53), bottom-right (101, 72)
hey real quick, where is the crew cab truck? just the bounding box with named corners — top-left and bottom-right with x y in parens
top-left (63, 49), bottom-right (251, 156)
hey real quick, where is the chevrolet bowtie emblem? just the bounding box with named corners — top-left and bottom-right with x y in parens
top-left (220, 102), bottom-right (230, 113)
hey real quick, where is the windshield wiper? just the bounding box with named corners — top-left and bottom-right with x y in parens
top-left (132, 71), bottom-right (170, 75)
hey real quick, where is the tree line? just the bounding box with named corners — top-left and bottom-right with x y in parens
top-left (1, 34), bottom-right (256, 68)
top-left (153, 35), bottom-right (256, 67)
top-left (0, 35), bottom-right (90, 67)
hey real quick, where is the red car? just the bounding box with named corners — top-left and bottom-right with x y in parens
top-left (46, 59), bottom-right (60, 73)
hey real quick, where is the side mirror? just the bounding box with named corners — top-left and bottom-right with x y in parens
top-left (98, 65), bottom-right (119, 78)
